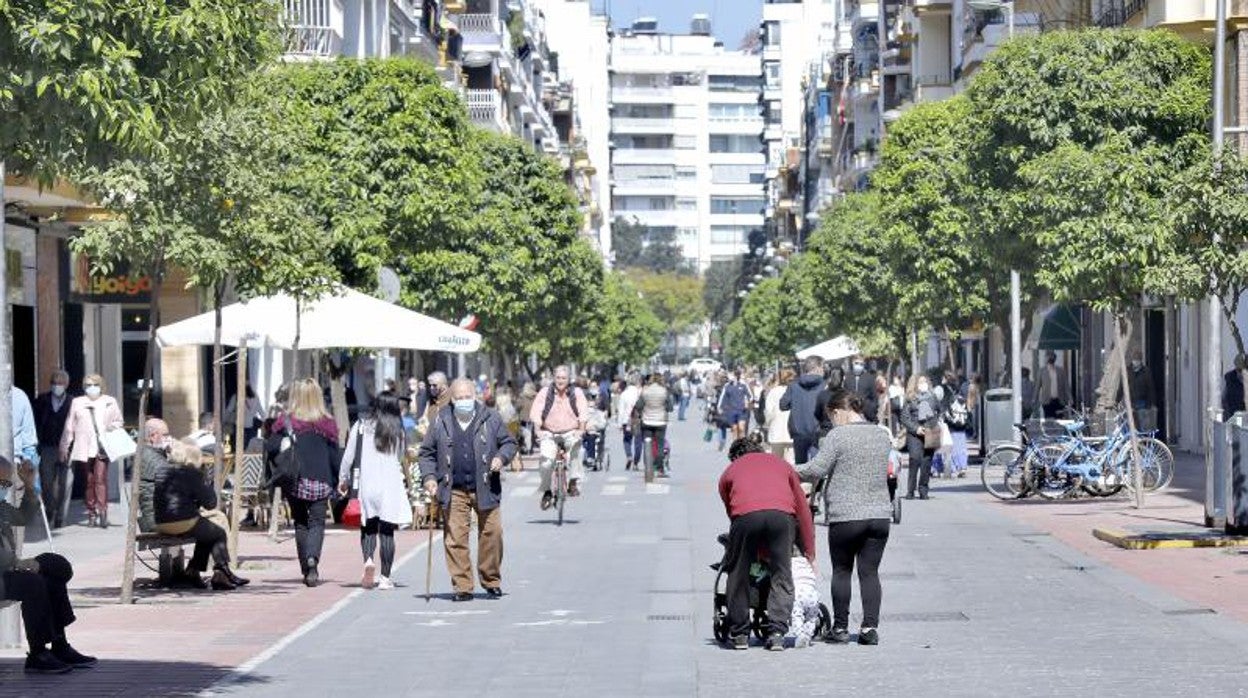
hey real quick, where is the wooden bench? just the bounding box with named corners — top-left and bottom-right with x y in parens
top-left (135, 532), bottom-right (197, 585)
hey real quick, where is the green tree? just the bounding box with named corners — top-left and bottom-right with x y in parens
top-left (611, 216), bottom-right (691, 274)
top-left (584, 272), bottom-right (664, 367)
top-left (1, 0), bottom-right (282, 181)
top-left (1169, 152), bottom-right (1248, 359)
top-left (725, 256), bottom-right (829, 364)
top-left (803, 192), bottom-right (900, 351)
top-left (403, 130), bottom-right (598, 372)
top-left (627, 269), bottom-right (705, 359)
top-left (703, 257), bottom-right (744, 326)
top-left (250, 58), bottom-right (483, 286)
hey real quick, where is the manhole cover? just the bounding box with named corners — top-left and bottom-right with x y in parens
top-left (647, 614), bottom-right (692, 621)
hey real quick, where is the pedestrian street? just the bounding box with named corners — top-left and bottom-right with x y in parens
top-left (208, 417), bottom-right (1248, 698)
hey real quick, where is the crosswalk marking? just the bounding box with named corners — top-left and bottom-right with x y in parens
top-left (607, 476), bottom-right (628, 483)
top-left (646, 483), bottom-right (670, 495)
top-left (601, 484), bottom-right (626, 496)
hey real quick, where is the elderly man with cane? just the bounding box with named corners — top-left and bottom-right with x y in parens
top-left (419, 379), bottom-right (516, 602)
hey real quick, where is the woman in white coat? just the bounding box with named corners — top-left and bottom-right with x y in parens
top-left (339, 393), bottom-right (412, 590)
top-left (765, 369), bottom-right (795, 463)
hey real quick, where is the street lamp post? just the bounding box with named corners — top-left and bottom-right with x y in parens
top-left (1208, 0), bottom-right (1227, 440)
top-left (969, 0), bottom-right (1020, 432)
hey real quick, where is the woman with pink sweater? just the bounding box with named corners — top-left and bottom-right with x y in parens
top-left (58, 374), bottom-right (123, 528)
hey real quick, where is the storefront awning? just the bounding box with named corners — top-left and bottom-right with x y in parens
top-left (1038, 304), bottom-right (1081, 351)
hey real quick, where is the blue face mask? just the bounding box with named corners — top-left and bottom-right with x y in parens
top-left (453, 399), bottom-right (475, 415)
top-left (0, 485), bottom-right (11, 502)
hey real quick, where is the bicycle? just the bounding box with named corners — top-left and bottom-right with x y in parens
top-left (545, 433), bottom-right (575, 526)
top-left (980, 422), bottom-right (1059, 500)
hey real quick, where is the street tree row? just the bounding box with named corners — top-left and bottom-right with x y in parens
top-left (730, 28), bottom-right (1248, 393)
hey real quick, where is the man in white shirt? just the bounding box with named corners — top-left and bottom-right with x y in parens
top-left (187, 412), bottom-right (218, 455)
top-left (617, 374), bottom-right (643, 469)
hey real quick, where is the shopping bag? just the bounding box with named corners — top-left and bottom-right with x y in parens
top-left (100, 428), bottom-right (137, 462)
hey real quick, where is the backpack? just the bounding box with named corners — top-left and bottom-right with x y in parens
top-left (264, 427), bottom-right (300, 491)
top-left (945, 397), bottom-right (969, 428)
top-left (541, 386), bottom-right (582, 424)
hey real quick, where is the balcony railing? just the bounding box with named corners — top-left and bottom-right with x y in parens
top-left (451, 13), bottom-right (505, 51)
top-left (284, 0), bottom-right (340, 57)
top-left (1095, 0), bottom-right (1146, 27)
top-left (465, 89), bottom-right (507, 133)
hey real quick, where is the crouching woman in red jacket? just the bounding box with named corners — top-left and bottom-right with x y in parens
top-left (717, 438), bottom-right (816, 651)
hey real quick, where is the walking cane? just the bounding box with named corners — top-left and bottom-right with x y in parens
top-left (425, 501), bottom-right (435, 603)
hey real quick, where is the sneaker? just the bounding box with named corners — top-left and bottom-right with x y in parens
top-left (827, 628), bottom-right (850, 644)
top-left (730, 635), bottom-right (749, 650)
top-left (304, 559), bottom-right (320, 588)
top-left (568, 480), bottom-right (581, 497)
top-left (540, 491), bottom-right (554, 510)
top-left (362, 559), bottom-right (377, 589)
top-left (25, 650), bottom-right (72, 674)
top-left (51, 643), bottom-right (97, 669)
top-left (376, 576), bottom-right (395, 591)
top-left (858, 628), bottom-right (880, 645)
top-left (764, 633), bottom-right (785, 652)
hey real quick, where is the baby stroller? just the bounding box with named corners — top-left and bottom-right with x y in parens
top-left (710, 533), bottom-right (832, 644)
top-left (583, 430), bottom-right (611, 472)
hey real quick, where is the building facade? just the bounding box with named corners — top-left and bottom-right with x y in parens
top-left (609, 17), bottom-right (766, 271)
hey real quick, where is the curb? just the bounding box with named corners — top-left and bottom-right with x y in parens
top-left (1093, 527), bottom-right (1248, 550)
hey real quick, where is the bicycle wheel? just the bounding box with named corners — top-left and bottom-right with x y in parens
top-left (555, 463), bottom-right (567, 526)
top-left (1030, 443), bottom-right (1078, 500)
top-left (1120, 437), bottom-right (1173, 493)
top-left (981, 445), bottom-right (1022, 500)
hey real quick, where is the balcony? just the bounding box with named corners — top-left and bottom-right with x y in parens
top-left (612, 148), bottom-right (679, 165)
top-left (611, 178), bottom-right (677, 194)
top-left (610, 86), bottom-right (676, 103)
top-left (914, 73), bottom-right (954, 103)
top-left (465, 89), bottom-right (508, 133)
top-left (852, 1), bottom-right (879, 28)
top-left (963, 22), bottom-right (1008, 69)
top-left (450, 13), bottom-right (506, 54)
top-left (284, 0), bottom-right (341, 58)
top-left (611, 117), bottom-right (677, 134)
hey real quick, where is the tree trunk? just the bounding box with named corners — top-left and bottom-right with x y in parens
top-left (1220, 296), bottom-right (1247, 362)
top-left (121, 252), bottom-right (164, 604)
top-left (212, 283), bottom-right (226, 498)
top-left (228, 338), bottom-right (248, 559)
top-left (1114, 313), bottom-right (1145, 509)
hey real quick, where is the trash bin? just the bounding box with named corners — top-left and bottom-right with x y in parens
top-left (1230, 416), bottom-right (1248, 535)
top-left (982, 388), bottom-right (1015, 451)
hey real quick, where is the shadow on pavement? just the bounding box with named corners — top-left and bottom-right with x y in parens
top-left (0, 658), bottom-right (270, 697)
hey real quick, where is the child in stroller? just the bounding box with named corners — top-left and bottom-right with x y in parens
top-left (711, 533), bottom-right (830, 646)
top-left (582, 399), bottom-right (610, 471)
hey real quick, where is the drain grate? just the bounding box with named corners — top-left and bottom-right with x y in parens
top-left (880, 572), bottom-right (918, 580)
top-left (661, 536), bottom-right (691, 541)
top-left (1063, 565), bottom-right (1093, 572)
top-left (883, 611), bottom-right (969, 623)
top-left (647, 614), bottom-right (692, 621)
top-left (1012, 532), bottom-right (1052, 538)
top-left (1163, 608), bottom-right (1217, 616)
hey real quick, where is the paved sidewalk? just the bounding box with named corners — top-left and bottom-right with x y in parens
top-left (0, 501), bottom-right (440, 696)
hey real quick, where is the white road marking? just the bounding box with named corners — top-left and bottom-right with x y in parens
top-left (607, 476), bottom-right (628, 483)
top-left (646, 483), bottom-right (670, 495)
top-left (513, 619), bottom-right (605, 627)
top-left (549, 609), bottom-right (575, 617)
top-left (413, 619), bottom-right (454, 627)
top-left (510, 485), bottom-right (539, 498)
top-left (403, 610), bottom-right (491, 616)
top-left (601, 484), bottom-right (626, 496)
top-left (201, 533), bottom-right (439, 695)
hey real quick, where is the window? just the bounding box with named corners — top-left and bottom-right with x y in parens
top-left (709, 103), bottom-right (757, 121)
top-left (764, 62), bottom-right (781, 89)
top-left (765, 100), bottom-right (782, 125)
top-left (674, 134), bottom-right (698, 150)
top-left (617, 104), bottom-right (674, 119)
top-left (614, 195), bottom-right (674, 211)
top-left (763, 20), bottom-right (781, 46)
top-left (711, 197), bottom-right (765, 215)
top-left (708, 74), bottom-right (762, 92)
top-left (614, 164), bottom-right (675, 181)
top-left (676, 166), bottom-right (697, 180)
top-left (710, 225), bottom-right (750, 245)
top-left (612, 73), bottom-right (670, 89)
top-left (711, 164), bottom-right (766, 184)
top-left (616, 135), bottom-right (674, 149)
top-left (676, 197), bottom-right (698, 211)
top-left (709, 134), bottom-right (758, 154)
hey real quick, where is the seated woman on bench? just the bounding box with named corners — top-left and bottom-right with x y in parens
top-left (0, 456), bottom-right (95, 674)
top-left (148, 419), bottom-right (250, 591)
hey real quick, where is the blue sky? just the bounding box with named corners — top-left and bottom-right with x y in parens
top-left (590, 0), bottom-right (760, 48)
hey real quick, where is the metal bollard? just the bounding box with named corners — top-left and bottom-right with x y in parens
top-left (1207, 412), bottom-right (1229, 529)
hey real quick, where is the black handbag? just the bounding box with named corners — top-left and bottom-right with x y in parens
top-left (265, 427), bottom-right (300, 491)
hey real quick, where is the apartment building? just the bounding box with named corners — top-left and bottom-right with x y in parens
top-left (609, 17), bottom-right (766, 271)
top-left (759, 0), bottom-right (837, 247)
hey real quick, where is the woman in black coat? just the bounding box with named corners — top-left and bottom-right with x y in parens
top-left (267, 378), bottom-right (341, 587)
top-left (898, 374), bottom-right (943, 500)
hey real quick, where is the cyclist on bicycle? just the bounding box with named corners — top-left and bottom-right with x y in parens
top-left (530, 366), bottom-right (589, 510)
top-left (637, 372), bottom-right (673, 477)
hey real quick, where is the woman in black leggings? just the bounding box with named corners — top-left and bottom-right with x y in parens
top-left (796, 389), bottom-right (894, 645)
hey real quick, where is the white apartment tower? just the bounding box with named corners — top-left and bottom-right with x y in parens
top-left (609, 17), bottom-right (766, 271)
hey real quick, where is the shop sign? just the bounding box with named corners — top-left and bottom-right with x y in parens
top-left (66, 251), bottom-right (152, 303)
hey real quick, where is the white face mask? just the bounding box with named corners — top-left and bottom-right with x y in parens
top-left (51, 384), bottom-right (67, 397)
top-left (85, 386), bottom-right (102, 399)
